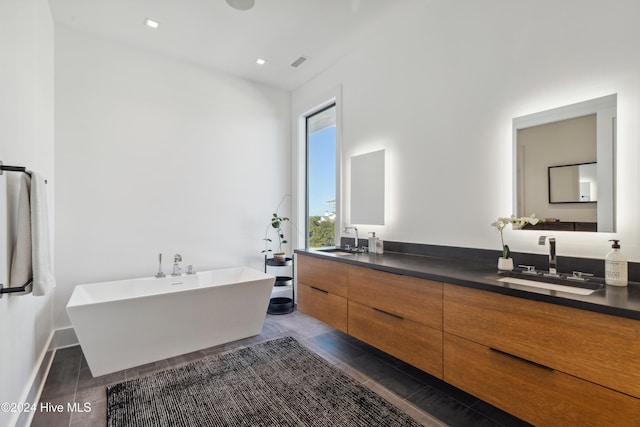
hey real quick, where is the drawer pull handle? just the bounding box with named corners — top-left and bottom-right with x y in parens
top-left (373, 307), bottom-right (404, 320)
top-left (310, 286), bottom-right (329, 294)
top-left (489, 348), bottom-right (553, 371)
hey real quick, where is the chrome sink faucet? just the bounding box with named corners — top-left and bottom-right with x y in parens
top-left (344, 226), bottom-right (359, 249)
top-left (538, 236), bottom-right (558, 276)
top-left (172, 254), bottom-right (182, 276)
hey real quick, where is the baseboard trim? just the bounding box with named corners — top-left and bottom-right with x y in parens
top-left (13, 327), bottom-right (79, 427)
top-left (13, 331), bottom-right (55, 427)
top-left (48, 326), bottom-right (79, 350)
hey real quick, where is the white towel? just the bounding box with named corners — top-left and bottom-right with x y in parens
top-left (9, 174), bottom-right (32, 288)
top-left (29, 171), bottom-right (55, 296)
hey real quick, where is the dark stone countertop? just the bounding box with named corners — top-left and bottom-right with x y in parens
top-left (295, 248), bottom-right (640, 321)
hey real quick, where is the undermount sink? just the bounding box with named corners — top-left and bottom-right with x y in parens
top-left (316, 248), bottom-right (357, 255)
top-left (497, 276), bottom-right (602, 295)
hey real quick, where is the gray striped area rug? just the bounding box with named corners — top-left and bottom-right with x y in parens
top-left (107, 336), bottom-right (422, 426)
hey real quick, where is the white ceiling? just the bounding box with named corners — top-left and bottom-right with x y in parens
top-left (49, 0), bottom-right (400, 91)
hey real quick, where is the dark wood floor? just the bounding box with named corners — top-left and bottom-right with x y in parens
top-left (31, 310), bottom-right (530, 426)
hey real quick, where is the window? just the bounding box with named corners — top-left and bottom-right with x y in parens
top-left (306, 104), bottom-right (336, 247)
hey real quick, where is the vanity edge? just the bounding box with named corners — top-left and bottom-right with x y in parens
top-left (294, 248), bottom-right (640, 321)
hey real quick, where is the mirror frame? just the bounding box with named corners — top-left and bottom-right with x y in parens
top-left (513, 94), bottom-right (616, 232)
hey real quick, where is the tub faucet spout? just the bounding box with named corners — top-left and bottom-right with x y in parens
top-left (172, 254), bottom-right (182, 276)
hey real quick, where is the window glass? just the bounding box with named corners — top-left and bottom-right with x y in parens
top-left (306, 104), bottom-right (336, 247)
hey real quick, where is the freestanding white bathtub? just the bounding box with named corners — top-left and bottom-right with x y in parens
top-left (66, 267), bottom-right (275, 376)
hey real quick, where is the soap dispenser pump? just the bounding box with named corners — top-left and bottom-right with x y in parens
top-left (368, 232), bottom-right (377, 254)
top-left (605, 239), bottom-right (628, 286)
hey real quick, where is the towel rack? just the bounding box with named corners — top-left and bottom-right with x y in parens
top-left (0, 163), bottom-right (27, 173)
top-left (0, 280), bottom-right (33, 298)
top-left (0, 160), bottom-right (45, 297)
top-left (0, 161), bottom-right (48, 183)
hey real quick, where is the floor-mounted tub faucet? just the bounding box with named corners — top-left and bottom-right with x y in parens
top-left (344, 226), bottom-right (359, 249)
top-left (172, 254), bottom-right (182, 276)
top-left (538, 236), bottom-right (558, 276)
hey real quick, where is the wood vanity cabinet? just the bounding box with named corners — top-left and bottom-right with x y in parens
top-left (347, 265), bottom-right (443, 378)
top-left (297, 254), bottom-right (348, 333)
top-left (443, 284), bottom-right (640, 426)
top-left (297, 253), bottom-right (640, 425)
top-left (348, 265), bottom-right (442, 329)
top-left (296, 256), bottom-right (443, 377)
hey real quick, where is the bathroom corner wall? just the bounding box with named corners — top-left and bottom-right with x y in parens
top-left (54, 26), bottom-right (291, 329)
top-left (0, 0), bottom-right (55, 426)
top-left (292, 0), bottom-right (640, 263)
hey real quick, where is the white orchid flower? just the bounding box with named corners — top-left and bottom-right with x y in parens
top-left (491, 213), bottom-right (542, 257)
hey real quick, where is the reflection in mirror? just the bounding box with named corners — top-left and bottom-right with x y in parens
top-left (549, 162), bottom-right (597, 203)
top-left (351, 149), bottom-right (385, 225)
top-left (513, 94), bottom-right (616, 232)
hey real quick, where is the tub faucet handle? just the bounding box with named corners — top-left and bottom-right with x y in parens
top-left (186, 265), bottom-right (195, 275)
top-left (172, 254), bottom-right (183, 276)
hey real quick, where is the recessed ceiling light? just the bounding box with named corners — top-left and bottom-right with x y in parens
top-left (145, 18), bottom-right (160, 29)
top-left (256, 58), bottom-right (267, 65)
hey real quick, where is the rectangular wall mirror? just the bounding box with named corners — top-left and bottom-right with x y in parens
top-left (351, 149), bottom-right (385, 225)
top-left (548, 162), bottom-right (597, 203)
top-left (513, 94), bottom-right (616, 232)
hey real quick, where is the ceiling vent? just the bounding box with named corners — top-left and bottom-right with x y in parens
top-left (290, 56), bottom-right (309, 68)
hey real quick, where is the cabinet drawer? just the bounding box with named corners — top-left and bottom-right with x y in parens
top-left (298, 284), bottom-right (348, 333)
top-left (297, 254), bottom-right (348, 297)
top-left (348, 265), bottom-right (442, 329)
top-left (444, 333), bottom-right (640, 426)
top-left (444, 284), bottom-right (640, 398)
top-left (348, 301), bottom-right (442, 378)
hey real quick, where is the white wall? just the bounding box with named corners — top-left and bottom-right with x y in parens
top-left (293, 0), bottom-right (640, 261)
top-left (54, 26), bottom-right (291, 329)
top-left (0, 0), bottom-right (55, 425)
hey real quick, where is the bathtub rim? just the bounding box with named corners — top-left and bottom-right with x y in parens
top-left (66, 266), bottom-right (276, 309)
